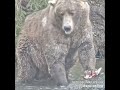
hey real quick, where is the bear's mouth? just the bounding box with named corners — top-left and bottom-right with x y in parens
top-left (64, 30), bottom-right (72, 34)
top-left (62, 25), bottom-right (73, 34)
top-left (64, 29), bottom-right (71, 32)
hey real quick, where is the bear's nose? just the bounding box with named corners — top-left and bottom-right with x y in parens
top-left (64, 26), bottom-right (71, 32)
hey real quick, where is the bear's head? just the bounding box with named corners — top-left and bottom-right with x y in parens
top-left (49, 0), bottom-right (89, 35)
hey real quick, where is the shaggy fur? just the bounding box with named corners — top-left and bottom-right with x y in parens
top-left (16, 0), bottom-right (96, 86)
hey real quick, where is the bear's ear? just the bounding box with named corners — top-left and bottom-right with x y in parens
top-left (48, 0), bottom-right (57, 6)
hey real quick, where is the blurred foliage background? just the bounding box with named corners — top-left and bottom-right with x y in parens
top-left (15, 0), bottom-right (48, 46)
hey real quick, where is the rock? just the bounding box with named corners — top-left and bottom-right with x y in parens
top-left (88, 0), bottom-right (105, 59)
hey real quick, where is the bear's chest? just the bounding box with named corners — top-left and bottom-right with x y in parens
top-left (44, 43), bottom-right (69, 67)
top-left (43, 30), bottom-right (71, 66)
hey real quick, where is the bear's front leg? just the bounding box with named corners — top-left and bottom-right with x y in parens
top-left (50, 61), bottom-right (68, 86)
top-left (78, 39), bottom-right (97, 79)
top-left (65, 48), bottom-right (78, 83)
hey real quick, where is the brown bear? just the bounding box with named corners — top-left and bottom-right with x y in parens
top-left (16, 0), bottom-right (97, 86)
